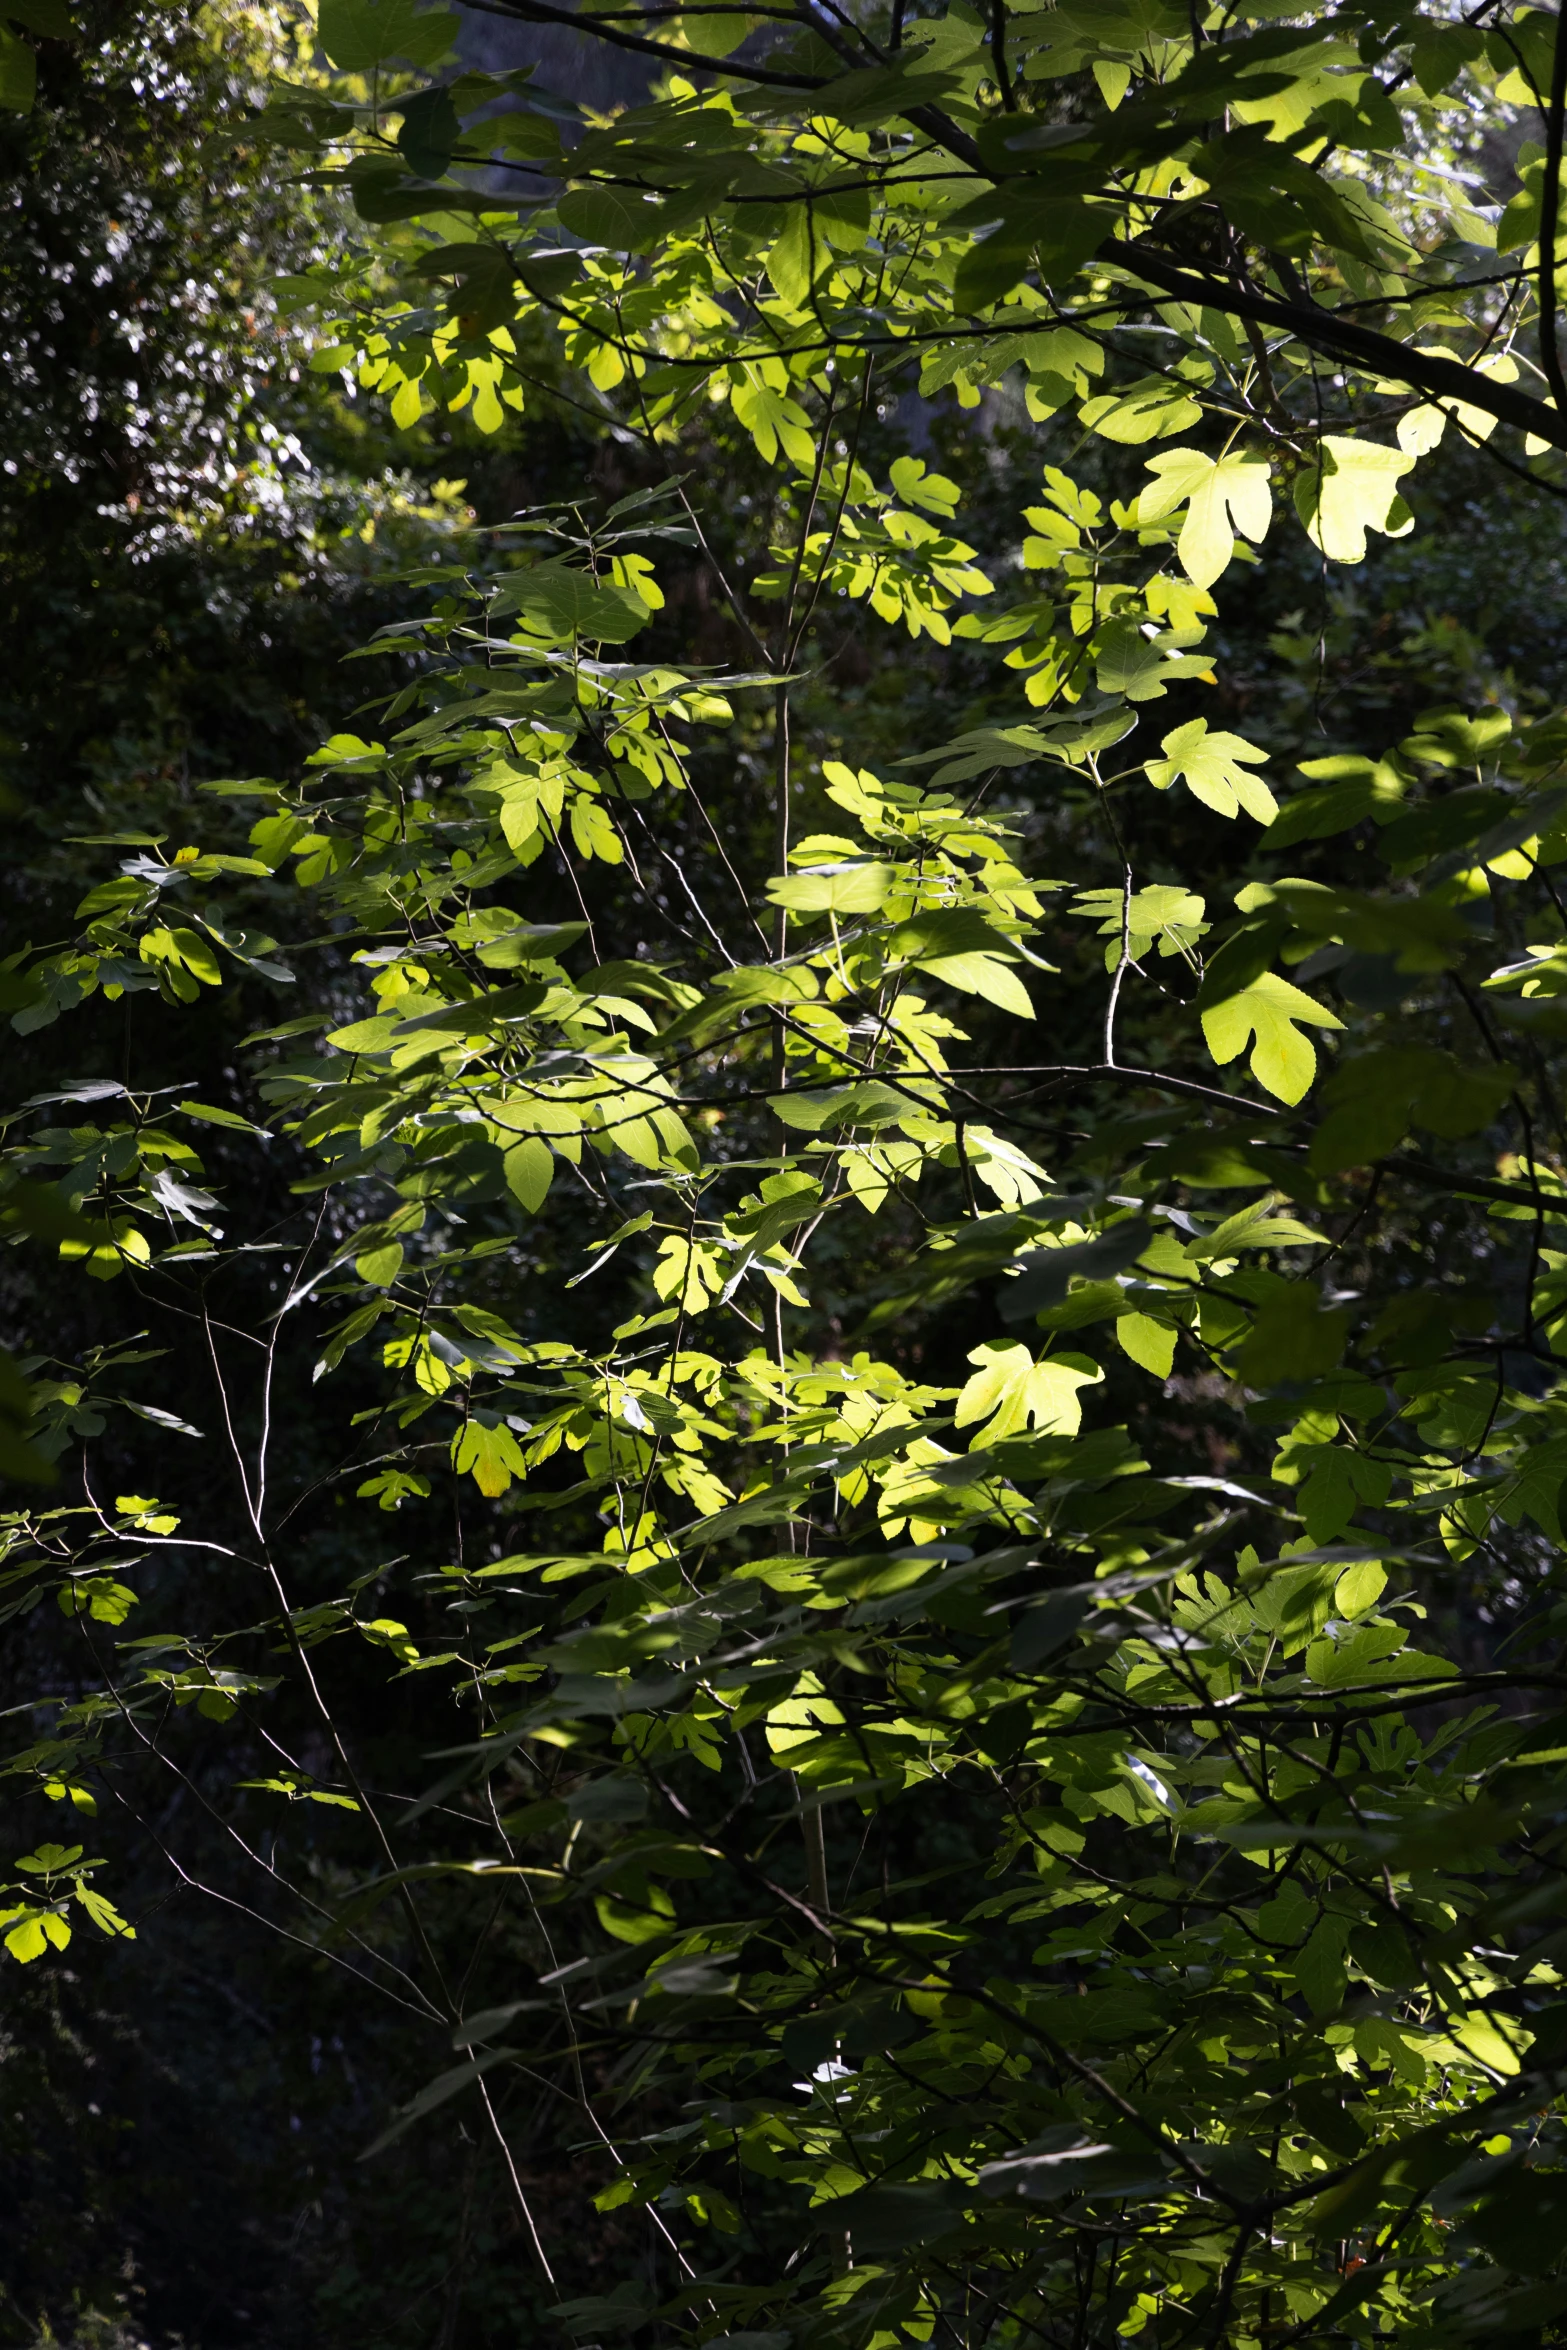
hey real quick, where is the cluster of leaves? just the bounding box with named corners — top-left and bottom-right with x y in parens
top-left (0, 3), bottom-right (605, 2333)
top-left (20, 0), bottom-right (1567, 2345)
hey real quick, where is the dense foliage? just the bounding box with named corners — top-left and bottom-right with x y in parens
top-left (18, 2), bottom-right (1567, 2346)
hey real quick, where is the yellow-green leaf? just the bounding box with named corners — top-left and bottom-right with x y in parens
top-left (1201, 972), bottom-right (1344, 1105)
top-left (955, 1342), bottom-right (1103, 1444)
top-left (355, 1241), bottom-right (404, 1288)
top-left (1138, 448), bottom-right (1271, 588)
top-left (675, 6), bottom-right (753, 53)
top-left (767, 864), bottom-right (893, 915)
top-left (1116, 1313), bottom-right (1176, 1377)
top-left (1452, 2011), bottom-right (1523, 2076)
top-left (920, 951), bottom-right (1034, 1019)
top-left (595, 1882), bottom-right (675, 1943)
top-left (75, 1884), bottom-right (136, 1940)
top-left (452, 1420), bottom-right (528, 1499)
top-left (1335, 1561), bottom-right (1387, 1618)
top-left (766, 208), bottom-right (817, 308)
top-left (1080, 377), bottom-right (1202, 444)
top-left (327, 1015), bottom-right (398, 1055)
top-left (731, 375), bottom-right (816, 469)
top-left (1146, 718), bottom-right (1277, 824)
top-left (1293, 436), bottom-right (1416, 564)
top-left (504, 1136), bottom-right (554, 1213)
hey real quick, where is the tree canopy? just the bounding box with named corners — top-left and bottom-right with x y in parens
top-left (12, 2), bottom-right (1567, 2346)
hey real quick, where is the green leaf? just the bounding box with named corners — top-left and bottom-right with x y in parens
top-left (1293, 1916), bottom-right (1350, 2015)
top-left (1011, 1585), bottom-right (1093, 1668)
top-left (765, 207), bottom-right (817, 307)
top-left (1294, 437), bottom-right (1416, 564)
top-left (766, 863), bottom-right (893, 915)
top-left (318, 0), bottom-right (457, 69)
top-left (405, 241), bottom-right (520, 334)
top-left (1193, 131), bottom-right (1377, 259)
top-left (1296, 1448), bottom-right (1391, 1541)
top-left (832, 2179), bottom-right (972, 2254)
top-left (1236, 1291), bottom-right (1351, 1384)
top-left (175, 1099), bottom-right (271, 1137)
top-left (545, 2287), bottom-right (654, 2336)
top-left (50, 21), bottom-right (1567, 2343)
top-left (1003, 1220), bottom-right (1152, 1320)
top-left (888, 908), bottom-right (1017, 961)
top-left (492, 561), bottom-right (651, 643)
top-left (557, 184), bottom-right (666, 253)
top-left (0, 1343), bottom-right (51, 1483)
top-left (361, 2051), bottom-right (516, 2160)
top-left (452, 1420), bottom-right (528, 1499)
top-left (673, 7), bottom-right (753, 55)
top-left (5, 0), bottom-right (70, 30)
top-left (954, 194), bottom-right (1111, 310)
top-left (504, 1136), bottom-right (554, 1213)
top-left (326, 1014), bottom-right (398, 1055)
top-left (15, 1843), bottom-right (82, 1872)
top-left (1137, 447), bottom-right (1271, 588)
top-left (0, 23), bottom-right (35, 109)
top-left (2, 1911), bottom-right (53, 1962)
top-left (396, 84), bottom-right (459, 179)
top-left (1335, 1560), bottom-right (1387, 1617)
top-left (1465, 2170), bottom-right (1567, 2272)
top-left (1071, 883), bottom-right (1205, 968)
top-left (1267, 754), bottom-right (1406, 847)
top-left (355, 1241), bottom-right (404, 1288)
top-left (1116, 1312), bottom-right (1176, 1377)
top-left (74, 1884), bottom-right (135, 1939)
top-left (1308, 1048), bottom-right (1516, 1174)
top-left (1408, 18), bottom-right (1482, 95)
top-left (1146, 718), bottom-right (1276, 823)
top-left (1079, 376), bottom-right (1203, 444)
top-left (1376, 785), bottom-right (1510, 870)
top-left (811, 44), bottom-right (967, 125)
top-left (1304, 1619), bottom-right (1406, 1686)
top-left (1201, 972), bottom-right (1343, 1103)
top-left (955, 1342), bottom-right (1103, 1442)
top-left (918, 950), bottom-right (1034, 1018)
top-left (730, 373), bottom-right (816, 467)
top-left (1249, 1559), bottom-right (1339, 1651)
top-left (1094, 617), bottom-right (1176, 701)
top-left (594, 1880), bottom-right (676, 1943)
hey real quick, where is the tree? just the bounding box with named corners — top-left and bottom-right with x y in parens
top-left (0, 5), bottom-right (496, 2337)
top-left (13, 2), bottom-right (1567, 2346)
